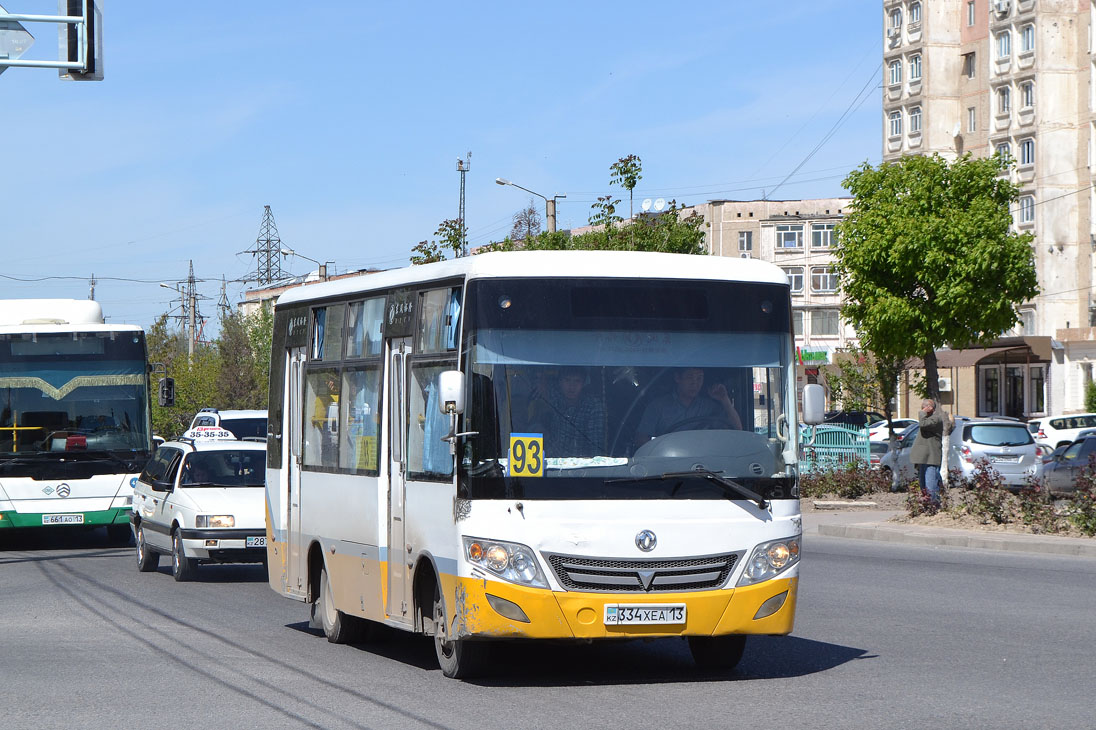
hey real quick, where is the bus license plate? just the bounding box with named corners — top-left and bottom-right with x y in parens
top-left (42, 514), bottom-right (84, 525)
top-left (246, 536), bottom-right (266, 548)
top-left (604, 604), bottom-right (686, 625)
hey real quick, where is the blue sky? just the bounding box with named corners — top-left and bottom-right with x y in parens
top-left (2, 1), bottom-right (882, 331)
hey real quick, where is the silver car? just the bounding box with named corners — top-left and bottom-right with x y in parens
top-left (949, 417), bottom-right (1042, 489)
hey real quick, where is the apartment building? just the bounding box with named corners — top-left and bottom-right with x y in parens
top-left (883, 0), bottom-right (1096, 415)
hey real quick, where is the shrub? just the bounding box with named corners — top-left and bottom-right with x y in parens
top-left (801, 460), bottom-right (890, 499)
top-left (1086, 380), bottom-right (1096, 413)
top-left (1068, 461), bottom-right (1096, 536)
top-left (961, 460), bottom-right (1012, 525)
top-left (1017, 477), bottom-right (1059, 534)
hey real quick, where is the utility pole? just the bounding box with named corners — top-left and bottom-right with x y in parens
top-left (240, 205), bottom-right (285, 285)
top-left (88, 273), bottom-right (96, 301)
top-left (185, 261), bottom-right (198, 359)
top-left (457, 152), bottom-right (471, 256)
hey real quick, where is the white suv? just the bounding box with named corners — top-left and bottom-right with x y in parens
top-left (1033, 414), bottom-right (1096, 448)
top-left (188, 408), bottom-right (268, 441)
top-left (131, 430), bottom-right (268, 581)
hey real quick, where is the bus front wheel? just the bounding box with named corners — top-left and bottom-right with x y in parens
top-left (433, 583), bottom-right (488, 679)
top-left (688, 634), bottom-right (747, 672)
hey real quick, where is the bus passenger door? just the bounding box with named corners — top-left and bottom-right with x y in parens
top-left (386, 337), bottom-right (411, 623)
top-left (286, 346), bottom-right (307, 599)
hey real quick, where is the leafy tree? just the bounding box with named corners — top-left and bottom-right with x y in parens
top-left (826, 346), bottom-right (906, 437)
top-left (509, 199), bottom-right (542, 242)
top-left (1085, 380), bottom-right (1096, 413)
top-left (216, 310), bottom-right (269, 409)
top-left (610, 154), bottom-right (643, 221)
top-left (411, 218), bottom-right (467, 265)
top-left (834, 153), bottom-right (1038, 401)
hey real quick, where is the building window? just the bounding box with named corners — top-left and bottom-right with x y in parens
top-left (782, 266), bottom-right (804, 293)
top-left (889, 59), bottom-right (903, 86)
top-left (1030, 365), bottom-right (1045, 413)
top-left (1021, 24), bottom-right (1035, 53)
top-left (998, 86), bottom-right (1011, 114)
top-left (995, 141), bottom-right (1011, 161)
top-left (909, 54), bottom-right (922, 81)
top-left (997, 30), bottom-right (1011, 60)
top-left (890, 8), bottom-right (902, 28)
top-left (910, 106), bottom-right (922, 133)
top-left (811, 223), bottom-right (835, 248)
top-left (810, 266), bottom-right (839, 293)
top-left (738, 230), bottom-right (753, 253)
top-left (909, 2), bottom-right (921, 24)
top-left (890, 110), bottom-right (903, 137)
top-left (1020, 138), bottom-right (1035, 165)
top-left (984, 367), bottom-right (1000, 414)
top-left (1019, 195), bottom-right (1035, 223)
top-left (968, 107), bottom-right (977, 132)
top-left (792, 310), bottom-right (804, 337)
top-left (963, 52), bottom-right (976, 79)
top-left (1021, 81), bottom-right (1034, 108)
top-left (967, 0), bottom-right (975, 26)
top-left (811, 309), bottom-right (840, 337)
top-left (1019, 309), bottom-right (1036, 336)
top-left (776, 224), bottom-right (803, 249)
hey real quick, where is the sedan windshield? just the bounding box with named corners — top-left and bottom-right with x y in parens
top-left (181, 450), bottom-right (266, 487)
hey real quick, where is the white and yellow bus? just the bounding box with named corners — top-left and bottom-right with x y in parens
top-left (265, 251), bottom-right (820, 678)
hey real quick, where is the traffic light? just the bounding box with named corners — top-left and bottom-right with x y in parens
top-left (59, 0), bottom-right (103, 81)
top-left (158, 377), bottom-right (175, 408)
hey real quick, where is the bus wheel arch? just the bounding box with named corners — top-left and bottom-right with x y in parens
top-left (412, 553), bottom-right (442, 636)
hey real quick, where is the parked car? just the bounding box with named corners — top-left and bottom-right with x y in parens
top-left (868, 418), bottom-right (917, 442)
top-left (131, 430), bottom-right (268, 581)
top-left (879, 422), bottom-right (919, 488)
top-left (1041, 434), bottom-right (1096, 494)
top-left (1032, 413), bottom-right (1096, 448)
top-left (949, 417), bottom-right (1042, 489)
top-left (823, 410), bottom-right (885, 429)
top-left (188, 408), bottom-right (268, 441)
top-left (869, 441), bottom-right (889, 470)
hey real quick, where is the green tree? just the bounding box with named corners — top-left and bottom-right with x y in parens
top-left (1085, 380), bottom-right (1096, 412)
top-left (216, 309), bottom-right (270, 410)
top-left (826, 346), bottom-right (906, 435)
top-left (411, 218), bottom-right (466, 264)
top-left (834, 153), bottom-right (1038, 401)
top-left (610, 154), bottom-right (643, 221)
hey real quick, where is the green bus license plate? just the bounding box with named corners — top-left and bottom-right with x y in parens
top-left (246, 536), bottom-right (266, 548)
top-left (604, 604), bottom-right (686, 625)
top-left (42, 514), bottom-right (84, 525)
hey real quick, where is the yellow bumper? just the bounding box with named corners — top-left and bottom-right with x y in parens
top-left (442, 573), bottom-right (797, 640)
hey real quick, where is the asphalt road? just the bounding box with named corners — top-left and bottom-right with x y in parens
top-left (1, 527), bottom-right (1093, 730)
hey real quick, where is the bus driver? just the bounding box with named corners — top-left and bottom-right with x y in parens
top-left (635, 367), bottom-right (743, 447)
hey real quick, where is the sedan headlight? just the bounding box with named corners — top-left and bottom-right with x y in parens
top-left (737, 536), bottom-right (801, 587)
top-left (463, 536), bottom-right (548, 588)
top-left (195, 514), bottom-right (235, 528)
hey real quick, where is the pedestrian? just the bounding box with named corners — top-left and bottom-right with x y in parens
top-left (910, 398), bottom-right (950, 506)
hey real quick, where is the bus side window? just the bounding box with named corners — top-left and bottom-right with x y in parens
top-left (416, 288), bottom-right (461, 353)
top-left (303, 370), bottom-right (340, 468)
top-left (407, 363), bottom-right (454, 479)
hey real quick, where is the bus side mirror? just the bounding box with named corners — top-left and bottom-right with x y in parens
top-left (158, 377), bottom-right (175, 408)
top-left (438, 371), bottom-right (465, 414)
top-left (802, 383), bottom-right (825, 425)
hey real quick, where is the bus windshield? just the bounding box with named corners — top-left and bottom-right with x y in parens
top-left (459, 278), bottom-right (798, 501)
top-left (0, 332), bottom-right (151, 462)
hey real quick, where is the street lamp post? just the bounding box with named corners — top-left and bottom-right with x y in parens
top-left (281, 248), bottom-right (328, 281)
top-left (495, 178), bottom-right (566, 233)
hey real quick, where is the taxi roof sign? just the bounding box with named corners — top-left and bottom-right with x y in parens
top-left (182, 426), bottom-right (236, 441)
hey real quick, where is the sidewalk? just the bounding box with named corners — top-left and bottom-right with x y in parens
top-left (802, 504), bottom-right (1096, 558)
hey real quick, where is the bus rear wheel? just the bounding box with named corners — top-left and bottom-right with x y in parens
top-left (432, 583), bottom-right (488, 679)
top-left (316, 564), bottom-right (364, 644)
top-left (688, 634), bottom-right (747, 672)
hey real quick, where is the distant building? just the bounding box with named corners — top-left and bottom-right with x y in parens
top-left (238, 268), bottom-right (383, 318)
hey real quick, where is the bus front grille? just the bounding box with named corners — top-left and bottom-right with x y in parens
top-left (544, 552), bottom-right (742, 593)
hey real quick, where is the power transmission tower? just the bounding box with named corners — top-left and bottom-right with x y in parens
top-left (88, 273), bottom-right (96, 301)
top-left (218, 276), bottom-right (232, 319)
top-left (163, 261), bottom-right (209, 360)
top-left (457, 152), bottom-right (471, 256)
top-left (240, 205), bottom-right (285, 286)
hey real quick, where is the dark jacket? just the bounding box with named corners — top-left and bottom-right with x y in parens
top-left (910, 410), bottom-right (946, 465)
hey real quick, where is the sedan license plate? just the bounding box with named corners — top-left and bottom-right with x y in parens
top-left (42, 514), bottom-right (84, 525)
top-left (604, 604), bottom-right (686, 626)
top-left (246, 536), bottom-right (266, 548)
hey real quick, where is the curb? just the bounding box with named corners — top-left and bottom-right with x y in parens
top-left (817, 522), bottom-right (1096, 558)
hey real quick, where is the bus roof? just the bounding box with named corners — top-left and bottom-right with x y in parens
top-left (0, 299), bottom-right (105, 326)
top-left (276, 251), bottom-right (789, 307)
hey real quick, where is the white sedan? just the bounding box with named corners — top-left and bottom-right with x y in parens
top-left (868, 418), bottom-right (918, 442)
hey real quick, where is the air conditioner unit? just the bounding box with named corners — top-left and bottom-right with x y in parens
top-left (938, 377), bottom-right (952, 392)
top-left (994, 0), bottom-right (1010, 15)
top-left (886, 27), bottom-right (900, 38)
top-left (740, 253), bottom-right (752, 259)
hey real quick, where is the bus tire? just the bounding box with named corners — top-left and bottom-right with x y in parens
top-left (172, 530), bottom-right (197, 582)
top-left (107, 524), bottom-right (132, 546)
top-left (688, 634), bottom-right (747, 672)
top-left (433, 583), bottom-right (489, 679)
top-left (317, 564), bottom-right (364, 644)
top-left (135, 525), bottom-right (159, 573)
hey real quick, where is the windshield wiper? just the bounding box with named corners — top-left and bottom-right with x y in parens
top-left (607, 470), bottom-right (768, 509)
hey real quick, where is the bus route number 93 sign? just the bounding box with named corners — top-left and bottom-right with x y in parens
top-left (509, 433), bottom-right (544, 477)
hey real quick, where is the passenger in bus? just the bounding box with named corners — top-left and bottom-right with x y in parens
top-left (634, 367), bottom-right (743, 447)
top-left (529, 366), bottom-right (606, 458)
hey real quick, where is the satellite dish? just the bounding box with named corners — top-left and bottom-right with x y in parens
top-left (641, 198), bottom-right (652, 212)
top-left (653, 198), bottom-right (666, 212)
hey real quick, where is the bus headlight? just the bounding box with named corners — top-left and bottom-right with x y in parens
top-left (196, 514), bottom-right (235, 528)
top-left (737, 536), bottom-right (801, 586)
top-left (463, 537), bottom-right (548, 589)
